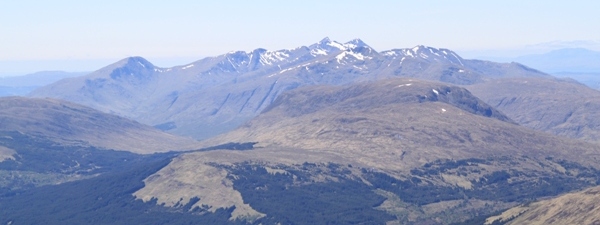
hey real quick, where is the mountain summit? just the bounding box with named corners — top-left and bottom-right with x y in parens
top-left (344, 38), bottom-right (370, 49)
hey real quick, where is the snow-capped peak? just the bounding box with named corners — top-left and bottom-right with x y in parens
top-left (389, 45), bottom-right (465, 66)
top-left (255, 49), bottom-right (291, 65)
top-left (309, 37), bottom-right (347, 56)
top-left (344, 38), bottom-right (370, 49)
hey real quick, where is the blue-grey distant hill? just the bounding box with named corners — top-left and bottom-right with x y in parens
top-left (509, 48), bottom-right (600, 89)
top-left (0, 71), bottom-right (86, 96)
top-left (514, 48), bottom-right (600, 73)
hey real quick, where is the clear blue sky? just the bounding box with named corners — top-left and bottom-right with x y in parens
top-left (1, 0), bottom-right (599, 74)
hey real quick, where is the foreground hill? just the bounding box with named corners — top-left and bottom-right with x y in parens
top-left (132, 78), bottom-right (600, 224)
top-left (467, 77), bottom-right (600, 144)
top-left (0, 96), bottom-right (201, 192)
top-left (205, 78), bottom-right (598, 169)
top-left (485, 186), bottom-right (600, 225)
top-left (29, 38), bottom-right (548, 139)
top-left (0, 96), bottom-right (199, 154)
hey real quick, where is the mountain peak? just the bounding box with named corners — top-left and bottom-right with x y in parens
top-left (310, 37), bottom-right (346, 50)
top-left (252, 48), bottom-right (268, 54)
top-left (308, 37), bottom-right (347, 56)
top-left (318, 37), bottom-right (332, 44)
top-left (399, 45), bottom-right (465, 65)
top-left (344, 38), bottom-right (370, 49)
top-left (102, 56), bottom-right (156, 80)
top-left (113, 56), bottom-right (155, 70)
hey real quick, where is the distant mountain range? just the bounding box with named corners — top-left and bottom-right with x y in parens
top-left (476, 48), bottom-right (600, 89)
top-left (29, 38), bottom-right (548, 140)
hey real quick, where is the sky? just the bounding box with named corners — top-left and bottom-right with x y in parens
top-left (1, 0), bottom-right (599, 75)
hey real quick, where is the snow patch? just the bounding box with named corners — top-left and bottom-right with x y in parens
top-left (458, 69), bottom-right (465, 73)
top-left (450, 52), bottom-right (464, 66)
top-left (397, 83), bottom-right (413, 87)
top-left (336, 51), bottom-right (367, 61)
top-left (182, 64), bottom-right (194, 70)
top-left (432, 89), bottom-right (439, 95)
top-left (383, 51), bottom-right (397, 56)
top-left (327, 41), bottom-right (346, 50)
top-left (352, 65), bottom-right (365, 70)
top-left (137, 61), bottom-right (146, 68)
top-left (260, 51), bottom-right (290, 65)
top-left (268, 62), bottom-right (313, 77)
top-left (344, 43), bottom-right (358, 49)
top-left (400, 57), bottom-right (407, 63)
top-left (311, 49), bottom-right (328, 56)
top-left (441, 108), bottom-right (447, 112)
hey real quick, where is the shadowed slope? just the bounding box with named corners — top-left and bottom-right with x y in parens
top-left (467, 77), bottom-right (600, 144)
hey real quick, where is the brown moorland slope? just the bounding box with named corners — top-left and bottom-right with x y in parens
top-left (134, 78), bottom-right (600, 223)
top-left (0, 96), bottom-right (200, 154)
top-left (486, 185), bottom-right (600, 225)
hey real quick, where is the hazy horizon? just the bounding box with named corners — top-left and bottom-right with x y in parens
top-left (1, 1), bottom-right (599, 75)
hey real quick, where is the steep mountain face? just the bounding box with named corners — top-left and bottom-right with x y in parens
top-left (467, 77), bottom-right (600, 144)
top-left (485, 186), bottom-right (600, 225)
top-left (0, 96), bottom-right (199, 153)
top-left (30, 38), bottom-right (548, 140)
top-left (135, 78), bottom-right (600, 224)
